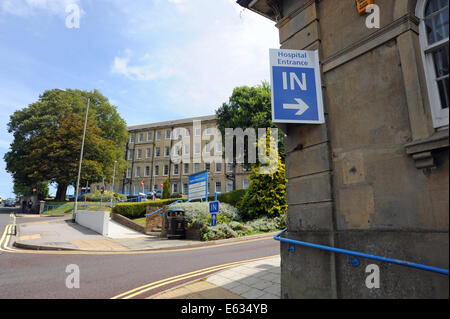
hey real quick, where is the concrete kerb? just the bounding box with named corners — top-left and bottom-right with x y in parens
top-left (11, 220), bottom-right (282, 252)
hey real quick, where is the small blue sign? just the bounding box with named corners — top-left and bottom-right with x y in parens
top-left (270, 49), bottom-right (324, 124)
top-left (209, 201), bottom-right (219, 214)
top-left (211, 213), bottom-right (217, 226)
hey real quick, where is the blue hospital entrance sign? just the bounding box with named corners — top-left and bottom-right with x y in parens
top-left (270, 49), bottom-right (325, 124)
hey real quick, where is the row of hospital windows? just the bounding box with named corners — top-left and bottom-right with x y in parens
top-left (126, 162), bottom-right (241, 178)
top-left (129, 125), bottom-right (216, 144)
top-left (128, 142), bottom-right (222, 160)
top-left (123, 180), bottom-right (249, 195)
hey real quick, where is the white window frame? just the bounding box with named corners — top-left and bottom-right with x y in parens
top-left (136, 149), bottom-right (142, 160)
top-left (155, 147), bottom-right (160, 157)
top-left (215, 181), bottom-right (222, 193)
top-left (194, 143), bottom-right (201, 154)
top-left (138, 133), bottom-right (144, 143)
top-left (164, 146), bottom-right (170, 157)
top-left (156, 131), bottom-right (162, 141)
top-left (135, 167), bottom-right (141, 177)
top-left (416, 0), bottom-right (449, 128)
top-left (126, 168), bottom-right (132, 178)
top-left (163, 165), bottom-right (169, 176)
top-left (165, 130), bottom-right (171, 140)
top-left (154, 165), bottom-right (159, 176)
top-left (146, 148), bottom-right (151, 158)
top-left (215, 162), bottom-right (222, 173)
top-left (147, 132), bottom-right (153, 141)
top-left (173, 164), bottom-right (179, 175)
top-left (145, 166), bottom-right (150, 177)
top-left (183, 163), bottom-right (189, 175)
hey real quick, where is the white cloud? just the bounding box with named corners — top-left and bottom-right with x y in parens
top-left (110, 0), bottom-right (279, 115)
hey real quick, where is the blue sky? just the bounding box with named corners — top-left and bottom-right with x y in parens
top-left (0, 0), bottom-right (279, 198)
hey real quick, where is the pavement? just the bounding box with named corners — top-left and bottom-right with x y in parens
top-left (8, 213), bottom-right (281, 299)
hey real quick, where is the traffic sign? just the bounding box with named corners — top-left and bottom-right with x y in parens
top-left (270, 49), bottom-right (325, 124)
top-left (209, 201), bottom-right (219, 214)
top-left (211, 213), bottom-right (217, 226)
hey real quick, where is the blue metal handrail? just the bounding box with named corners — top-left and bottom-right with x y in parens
top-left (144, 200), bottom-right (184, 217)
top-left (274, 229), bottom-right (449, 276)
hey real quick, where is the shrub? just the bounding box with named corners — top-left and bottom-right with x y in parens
top-left (84, 190), bottom-right (126, 202)
top-left (208, 189), bottom-right (246, 207)
top-left (170, 202), bottom-right (241, 225)
top-left (113, 198), bottom-right (187, 219)
top-left (162, 177), bottom-right (171, 199)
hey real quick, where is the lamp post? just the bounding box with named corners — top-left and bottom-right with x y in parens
top-left (56, 89), bottom-right (90, 221)
top-left (111, 161), bottom-right (117, 208)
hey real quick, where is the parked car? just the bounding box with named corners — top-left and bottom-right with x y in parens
top-left (4, 198), bottom-right (16, 207)
top-left (154, 190), bottom-right (162, 198)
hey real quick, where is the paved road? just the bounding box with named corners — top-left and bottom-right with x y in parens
top-left (0, 209), bottom-right (280, 299)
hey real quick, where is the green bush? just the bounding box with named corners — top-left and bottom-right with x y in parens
top-left (208, 189), bottom-right (246, 207)
top-left (162, 177), bottom-right (171, 199)
top-left (113, 198), bottom-right (187, 219)
top-left (84, 190), bottom-right (126, 202)
top-left (170, 202), bottom-right (240, 225)
top-left (199, 216), bottom-right (284, 241)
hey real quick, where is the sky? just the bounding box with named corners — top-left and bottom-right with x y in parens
top-left (0, 0), bottom-right (279, 198)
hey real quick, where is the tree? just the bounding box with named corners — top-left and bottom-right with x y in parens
top-left (238, 129), bottom-right (287, 220)
top-left (13, 181), bottom-right (49, 200)
top-left (215, 81), bottom-right (285, 166)
top-left (162, 177), bottom-right (171, 199)
top-left (4, 89), bottom-right (129, 201)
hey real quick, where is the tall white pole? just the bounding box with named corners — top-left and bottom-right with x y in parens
top-left (111, 161), bottom-right (117, 208)
top-left (74, 97), bottom-right (90, 221)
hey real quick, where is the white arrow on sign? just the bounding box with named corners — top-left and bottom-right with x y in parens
top-left (283, 98), bottom-right (309, 116)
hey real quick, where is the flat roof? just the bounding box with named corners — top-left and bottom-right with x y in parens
top-left (127, 114), bottom-right (217, 132)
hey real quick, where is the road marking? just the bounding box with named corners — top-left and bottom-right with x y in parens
top-left (7, 234), bottom-right (275, 256)
top-left (111, 254), bottom-right (280, 299)
top-left (0, 224), bottom-right (16, 251)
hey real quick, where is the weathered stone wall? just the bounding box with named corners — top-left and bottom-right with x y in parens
top-left (275, 0), bottom-right (448, 299)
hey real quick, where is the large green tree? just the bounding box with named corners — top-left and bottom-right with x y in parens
top-left (4, 89), bottom-right (129, 201)
top-left (215, 81), bottom-right (285, 166)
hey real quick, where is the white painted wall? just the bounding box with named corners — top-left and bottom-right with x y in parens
top-left (75, 210), bottom-right (109, 236)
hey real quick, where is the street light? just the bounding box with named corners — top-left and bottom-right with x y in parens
top-left (56, 89), bottom-right (90, 221)
top-left (111, 161), bottom-right (117, 208)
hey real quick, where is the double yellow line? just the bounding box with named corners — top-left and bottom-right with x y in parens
top-left (111, 254), bottom-right (280, 299)
top-left (0, 224), bottom-right (16, 252)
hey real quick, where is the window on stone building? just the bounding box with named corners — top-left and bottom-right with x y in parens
top-left (136, 149), bottom-right (142, 159)
top-left (146, 148), bottom-right (151, 158)
top-left (145, 166), bottom-right (150, 177)
top-left (138, 133), bottom-right (144, 143)
top-left (183, 183), bottom-right (188, 194)
top-left (215, 182), bottom-right (222, 193)
top-left (165, 146), bottom-right (170, 157)
top-left (183, 163), bottom-right (189, 175)
top-left (155, 147), bottom-right (160, 157)
top-left (156, 131), bottom-right (162, 141)
top-left (164, 165), bottom-right (169, 176)
top-left (417, 0), bottom-right (449, 127)
top-left (154, 165), bottom-right (159, 176)
top-left (135, 167), bottom-right (141, 177)
top-left (173, 164), bottom-right (179, 175)
top-left (147, 132), bottom-right (153, 141)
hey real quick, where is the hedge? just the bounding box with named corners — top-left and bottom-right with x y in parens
top-left (113, 198), bottom-right (187, 219)
top-left (207, 189), bottom-right (246, 207)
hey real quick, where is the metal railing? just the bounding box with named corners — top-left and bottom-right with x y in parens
top-left (144, 200), bottom-right (185, 217)
top-left (274, 229), bottom-right (449, 276)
